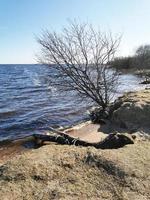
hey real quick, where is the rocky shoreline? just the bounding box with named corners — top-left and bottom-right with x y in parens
top-left (0, 89), bottom-right (150, 199)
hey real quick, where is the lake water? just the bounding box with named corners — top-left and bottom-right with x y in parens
top-left (0, 64), bottom-right (145, 141)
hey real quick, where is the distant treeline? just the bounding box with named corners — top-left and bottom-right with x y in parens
top-left (110, 45), bottom-right (150, 71)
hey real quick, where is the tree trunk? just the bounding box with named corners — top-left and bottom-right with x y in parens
top-left (32, 128), bottom-right (134, 149)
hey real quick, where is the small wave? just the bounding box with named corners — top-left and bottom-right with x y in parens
top-left (47, 85), bottom-right (57, 92)
top-left (32, 78), bottom-right (41, 86)
top-left (0, 110), bottom-right (19, 119)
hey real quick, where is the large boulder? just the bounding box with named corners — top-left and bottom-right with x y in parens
top-left (111, 89), bottom-right (150, 131)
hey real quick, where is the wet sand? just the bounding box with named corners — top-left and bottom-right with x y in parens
top-left (0, 141), bottom-right (29, 165)
top-left (65, 121), bottom-right (106, 143)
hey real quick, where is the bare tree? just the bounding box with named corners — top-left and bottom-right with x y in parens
top-left (37, 21), bottom-right (121, 110)
top-left (135, 45), bottom-right (150, 82)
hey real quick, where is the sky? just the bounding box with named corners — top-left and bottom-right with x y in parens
top-left (0, 0), bottom-right (150, 64)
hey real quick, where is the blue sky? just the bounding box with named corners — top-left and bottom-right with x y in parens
top-left (0, 0), bottom-right (150, 64)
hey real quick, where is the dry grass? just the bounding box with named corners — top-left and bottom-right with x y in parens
top-left (0, 139), bottom-right (149, 200)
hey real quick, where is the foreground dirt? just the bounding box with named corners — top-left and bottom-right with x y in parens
top-left (0, 139), bottom-right (149, 200)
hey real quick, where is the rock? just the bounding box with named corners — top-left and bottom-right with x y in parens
top-left (111, 90), bottom-right (150, 131)
top-left (131, 134), bottom-right (137, 140)
top-left (140, 80), bottom-right (150, 84)
top-left (97, 133), bottom-right (134, 149)
top-left (89, 107), bottom-right (109, 123)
